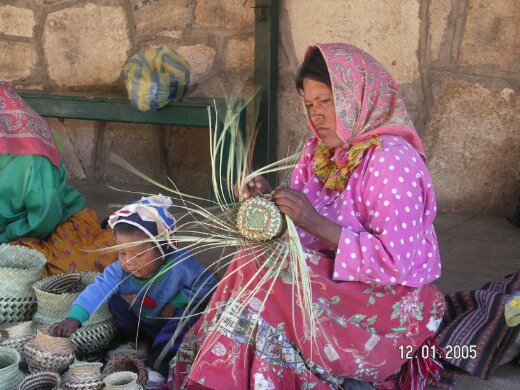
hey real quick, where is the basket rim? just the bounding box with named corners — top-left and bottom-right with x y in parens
top-left (33, 271), bottom-right (99, 298)
top-left (0, 244), bottom-right (47, 270)
top-left (0, 345), bottom-right (21, 370)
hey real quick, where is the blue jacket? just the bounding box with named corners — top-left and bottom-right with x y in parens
top-left (68, 249), bottom-right (216, 325)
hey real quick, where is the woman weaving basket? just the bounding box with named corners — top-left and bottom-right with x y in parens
top-left (171, 43), bottom-right (446, 389)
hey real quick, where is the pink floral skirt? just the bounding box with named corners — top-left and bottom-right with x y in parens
top-left (171, 248), bottom-right (445, 389)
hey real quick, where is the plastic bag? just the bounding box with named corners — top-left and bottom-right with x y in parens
top-left (124, 46), bottom-right (191, 112)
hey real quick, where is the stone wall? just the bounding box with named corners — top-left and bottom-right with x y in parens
top-left (2, 0), bottom-right (519, 215)
top-left (278, 0), bottom-right (520, 216)
top-left (0, 0), bottom-right (255, 197)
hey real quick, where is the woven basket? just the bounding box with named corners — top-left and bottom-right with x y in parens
top-left (0, 321), bottom-right (35, 365)
top-left (24, 326), bottom-right (75, 374)
top-left (0, 346), bottom-right (24, 389)
top-left (33, 325), bottom-right (75, 354)
top-left (0, 244), bottom-right (46, 298)
top-left (33, 273), bottom-right (112, 325)
top-left (17, 371), bottom-right (61, 390)
top-left (62, 362), bottom-right (104, 390)
top-left (0, 245), bottom-right (46, 324)
top-left (70, 362), bottom-right (103, 382)
top-left (236, 197), bottom-right (287, 241)
top-left (0, 321), bottom-right (34, 339)
top-left (0, 296), bottom-right (36, 324)
top-left (103, 354), bottom-right (147, 388)
top-left (103, 371), bottom-right (141, 390)
top-left (64, 379), bottom-right (104, 390)
top-left (33, 272), bottom-right (115, 354)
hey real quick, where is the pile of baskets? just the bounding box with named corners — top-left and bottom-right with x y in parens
top-left (0, 321), bottom-right (35, 364)
top-left (0, 244), bottom-right (46, 324)
top-left (32, 272), bottom-right (116, 355)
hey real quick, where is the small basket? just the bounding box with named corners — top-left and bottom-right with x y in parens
top-left (17, 371), bottom-right (61, 390)
top-left (63, 362), bottom-right (104, 390)
top-left (0, 346), bottom-right (24, 389)
top-left (103, 354), bottom-right (147, 388)
top-left (24, 326), bottom-right (75, 373)
top-left (33, 325), bottom-right (75, 354)
top-left (70, 362), bottom-right (103, 381)
top-left (103, 371), bottom-right (142, 390)
top-left (236, 197), bottom-right (287, 241)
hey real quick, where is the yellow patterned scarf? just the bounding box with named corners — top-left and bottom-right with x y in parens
top-left (312, 137), bottom-right (382, 190)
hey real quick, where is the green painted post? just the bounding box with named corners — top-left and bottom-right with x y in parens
top-left (254, 0), bottom-right (279, 187)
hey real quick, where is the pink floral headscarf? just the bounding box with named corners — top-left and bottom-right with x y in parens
top-left (0, 82), bottom-right (60, 168)
top-left (305, 43), bottom-right (425, 158)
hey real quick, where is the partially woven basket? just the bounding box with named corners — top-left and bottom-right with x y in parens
top-left (24, 325), bottom-right (75, 374)
top-left (0, 244), bottom-right (46, 323)
top-left (0, 346), bottom-right (24, 389)
top-left (103, 371), bottom-right (142, 390)
top-left (0, 321), bottom-right (35, 363)
top-left (236, 196), bottom-right (287, 241)
top-left (103, 354), bottom-right (147, 388)
top-left (17, 371), bottom-right (61, 390)
top-left (33, 272), bottom-right (115, 355)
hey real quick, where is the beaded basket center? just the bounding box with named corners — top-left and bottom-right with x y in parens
top-left (236, 197), bottom-right (286, 241)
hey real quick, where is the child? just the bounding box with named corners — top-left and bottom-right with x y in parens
top-left (50, 195), bottom-right (216, 373)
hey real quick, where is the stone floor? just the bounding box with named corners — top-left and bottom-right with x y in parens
top-left (72, 179), bottom-right (520, 389)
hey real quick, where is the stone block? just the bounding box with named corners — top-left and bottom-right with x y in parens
top-left (423, 77), bottom-right (520, 216)
top-left (285, 0), bottom-right (421, 84)
top-left (0, 4), bottom-right (35, 37)
top-left (43, 3), bottom-right (131, 87)
top-left (223, 36), bottom-right (254, 75)
top-left (47, 118), bottom-right (98, 179)
top-left (165, 126), bottom-right (212, 198)
top-left (100, 122), bottom-right (163, 184)
top-left (131, 0), bottom-right (194, 39)
top-left (276, 78), bottom-right (310, 160)
top-left (176, 44), bottom-right (216, 81)
top-left (48, 118), bottom-right (92, 179)
top-left (0, 41), bottom-right (37, 81)
top-left (429, 0), bottom-right (451, 62)
top-left (459, 0), bottom-right (520, 71)
top-left (195, 0), bottom-right (254, 30)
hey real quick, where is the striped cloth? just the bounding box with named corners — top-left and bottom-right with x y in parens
top-left (124, 47), bottom-right (190, 112)
top-left (435, 272), bottom-right (520, 379)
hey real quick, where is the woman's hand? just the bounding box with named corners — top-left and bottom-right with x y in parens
top-left (49, 318), bottom-right (80, 338)
top-left (234, 175), bottom-right (272, 199)
top-left (271, 187), bottom-right (320, 230)
top-left (272, 187), bottom-right (342, 248)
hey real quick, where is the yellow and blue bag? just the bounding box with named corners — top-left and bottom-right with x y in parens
top-left (124, 47), bottom-right (191, 112)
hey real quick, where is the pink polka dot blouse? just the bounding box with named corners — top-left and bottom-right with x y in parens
top-left (291, 135), bottom-right (441, 287)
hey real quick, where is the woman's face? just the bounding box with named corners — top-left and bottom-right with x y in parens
top-left (302, 78), bottom-right (343, 148)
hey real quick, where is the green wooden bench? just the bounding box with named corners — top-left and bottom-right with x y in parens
top-left (20, 92), bottom-right (221, 127)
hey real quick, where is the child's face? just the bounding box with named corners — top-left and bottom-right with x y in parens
top-left (115, 232), bottom-right (163, 279)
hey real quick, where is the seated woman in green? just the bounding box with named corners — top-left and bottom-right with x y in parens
top-left (0, 82), bottom-right (116, 275)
